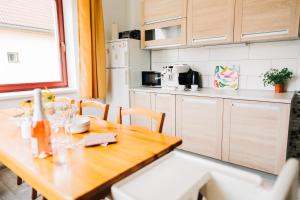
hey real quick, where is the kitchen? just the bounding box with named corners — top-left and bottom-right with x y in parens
top-left (0, 0), bottom-right (299, 199)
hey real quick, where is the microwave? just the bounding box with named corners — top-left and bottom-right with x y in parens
top-left (141, 18), bottom-right (186, 49)
top-left (142, 71), bottom-right (161, 87)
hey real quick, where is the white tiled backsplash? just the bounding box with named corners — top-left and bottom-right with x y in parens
top-left (151, 40), bottom-right (300, 91)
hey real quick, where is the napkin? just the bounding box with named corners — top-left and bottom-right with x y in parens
top-left (82, 133), bottom-right (117, 147)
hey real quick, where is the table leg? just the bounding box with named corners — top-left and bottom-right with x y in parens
top-left (17, 176), bottom-right (23, 185)
top-left (32, 188), bottom-right (38, 200)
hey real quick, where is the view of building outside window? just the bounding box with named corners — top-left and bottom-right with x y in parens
top-left (0, 0), bottom-right (62, 85)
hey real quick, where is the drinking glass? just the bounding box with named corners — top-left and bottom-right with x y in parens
top-left (51, 134), bottom-right (68, 165)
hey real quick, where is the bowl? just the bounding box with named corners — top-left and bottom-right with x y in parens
top-left (69, 116), bottom-right (90, 134)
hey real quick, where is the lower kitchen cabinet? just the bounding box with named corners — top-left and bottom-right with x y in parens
top-left (130, 89), bottom-right (293, 174)
top-left (130, 91), bottom-right (176, 136)
top-left (129, 91), bottom-right (152, 130)
top-left (176, 95), bottom-right (223, 159)
top-left (151, 93), bottom-right (176, 136)
top-left (222, 99), bottom-right (291, 174)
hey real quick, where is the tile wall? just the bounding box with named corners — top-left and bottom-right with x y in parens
top-left (151, 40), bottom-right (300, 91)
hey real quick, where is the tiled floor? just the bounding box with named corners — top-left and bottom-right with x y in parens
top-left (0, 167), bottom-right (42, 200)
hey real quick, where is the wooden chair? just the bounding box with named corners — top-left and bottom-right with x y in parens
top-left (79, 100), bottom-right (109, 120)
top-left (117, 107), bottom-right (165, 133)
top-left (55, 96), bottom-right (75, 104)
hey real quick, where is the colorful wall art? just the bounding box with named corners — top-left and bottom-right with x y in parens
top-left (214, 65), bottom-right (240, 89)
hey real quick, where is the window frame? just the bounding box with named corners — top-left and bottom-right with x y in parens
top-left (0, 0), bottom-right (68, 93)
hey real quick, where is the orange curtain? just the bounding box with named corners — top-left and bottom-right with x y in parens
top-left (77, 0), bottom-right (106, 99)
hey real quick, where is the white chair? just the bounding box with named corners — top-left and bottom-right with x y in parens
top-left (252, 158), bottom-right (299, 200)
top-left (111, 150), bottom-right (299, 200)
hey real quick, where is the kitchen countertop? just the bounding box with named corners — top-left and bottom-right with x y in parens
top-left (130, 87), bottom-right (296, 104)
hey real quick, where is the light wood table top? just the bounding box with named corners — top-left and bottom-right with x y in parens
top-left (0, 109), bottom-right (182, 200)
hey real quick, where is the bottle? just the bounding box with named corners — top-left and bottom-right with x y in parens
top-left (31, 89), bottom-right (52, 158)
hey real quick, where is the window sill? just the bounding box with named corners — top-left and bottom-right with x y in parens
top-left (0, 88), bottom-right (78, 101)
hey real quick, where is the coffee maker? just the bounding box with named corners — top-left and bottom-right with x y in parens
top-left (161, 64), bottom-right (190, 90)
top-left (179, 69), bottom-right (202, 89)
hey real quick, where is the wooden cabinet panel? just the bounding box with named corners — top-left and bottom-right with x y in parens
top-left (176, 95), bottom-right (223, 159)
top-left (129, 91), bottom-right (152, 130)
top-left (234, 0), bottom-right (300, 42)
top-left (151, 93), bottom-right (176, 136)
top-left (187, 0), bottom-right (235, 45)
top-left (222, 99), bottom-right (290, 174)
top-left (142, 0), bottom-right (187, 25)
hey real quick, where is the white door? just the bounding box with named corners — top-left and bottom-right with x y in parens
top-left (106, 68), bottom-right (130, 124)
top-left (106, 41), bottom-right (129, 69)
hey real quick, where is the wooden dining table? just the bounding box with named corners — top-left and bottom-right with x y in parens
top-left (0, 109), bottom-right (182, 200)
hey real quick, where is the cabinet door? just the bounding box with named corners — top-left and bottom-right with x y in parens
top-left (222, 99), bottom-right (290, 174)
top-left (141, 18), bottom-right (187, 49)
top-left (176, 95), bottom-right (223, 159)
top-left (187, 0), bottom-right (235, 45)
top-left (151, 93), bottom-right (176, 136)
top-left (129, 91), bottom-right (152, 130)
top-left (234, 0), bottom-right (299, 42)
top-left (142, 0), bottom-right (187, 25)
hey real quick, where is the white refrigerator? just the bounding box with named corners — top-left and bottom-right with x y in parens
top-left (106, 39), bottom-right (150, 124)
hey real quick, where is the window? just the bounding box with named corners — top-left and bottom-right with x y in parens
top-left (0, 0), bottom-right (68, 92)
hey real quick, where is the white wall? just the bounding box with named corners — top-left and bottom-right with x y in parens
top-left (103, 0), bottom-right (141, 41)
top-left (127, 0), bottom-right (141, 30)
top-left (151, 40), bottom-right (300, 91)
top-left (103, 0), bottom-right (129, 41)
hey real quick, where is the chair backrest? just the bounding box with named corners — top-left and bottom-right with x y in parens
top-left (117, 107), bottom-right (165, 133)
top-left (269, 158), bottom-right (299, 200)
top-left (55, 96), bottom-right (75, 104)
top-left (79, 100), bottom-right (109, 120)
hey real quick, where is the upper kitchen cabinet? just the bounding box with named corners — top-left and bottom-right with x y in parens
top-left (141, 0), bottom-right (187, 25)
top-left (234, 0), bottom-right (300, 42)
top-left (141, 0), bottom-right (187, 49)
top-left (187, 0), bottom-right (235, 45)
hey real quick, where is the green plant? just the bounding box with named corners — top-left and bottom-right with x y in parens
top-left (262, 68), bottom-right (293, 86)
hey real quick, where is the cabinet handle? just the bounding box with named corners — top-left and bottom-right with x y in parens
top-left (192, 36), bottom-right (227, 43)
top-left (182, 98), bottom-right (216, 105)
top-left (145, 44), bottom-right (181, 49)
top-left (241, 29), bottom-right (289, 39)
top-left (232, 103), bottom-right (279, 111)
top-left (144, 16), bottom-right (182, 25)
top-left (156, 94), bottom-right (171, 97)
top-left (124, 51), bottom-right (128, 67)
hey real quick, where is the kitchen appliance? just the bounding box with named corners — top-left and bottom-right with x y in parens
top-left (142, 19), bottom-right (186, 49)
top-left (161, 64), bottom-right (189, 90)
top-left (119, 30), bottom-right (141, 40)
top-left (142, 71), bottom-right (161, 87)
top-left (106, 39), bottom-right (150, 124)
top-left (179, 69), bottom-right (202, 89)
